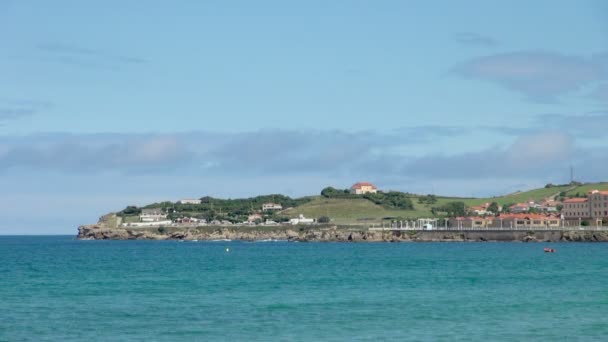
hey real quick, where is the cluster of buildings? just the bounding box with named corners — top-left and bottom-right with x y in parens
top-left (448, 214), bottom-right (561, 229)
top-left (453, 189), bottom-right (608, 228)
top-left (125, 184), bottom-right (608, 229)
top-left (562, 190), bottom-right (608, 226)
top-left (123, 200), bottom-right (315, 228)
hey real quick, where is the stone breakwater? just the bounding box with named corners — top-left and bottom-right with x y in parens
top-left (77, 225), bottom-right (608, 242)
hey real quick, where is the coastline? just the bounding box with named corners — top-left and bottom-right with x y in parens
top-left (77, 224), bottom-right (608, 242)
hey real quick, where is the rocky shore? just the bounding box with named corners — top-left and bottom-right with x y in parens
top-left (77, 224), bottom-right (608, 242)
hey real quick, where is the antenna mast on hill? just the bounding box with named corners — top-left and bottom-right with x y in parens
top-left (570, 165), bottom-right (574, 183)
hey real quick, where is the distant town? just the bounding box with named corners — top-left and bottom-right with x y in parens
top-left (113, 181), bottom-right (608, 230)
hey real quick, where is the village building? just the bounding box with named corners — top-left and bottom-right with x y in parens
top-left (350, 182), bottom-right (378, 195)
top-left (448, 216), bottom-right (493, 228)
top-left (562, 190), bottom-right (608, 226)
top-left (139, 208), bottom-right (167, 222)
top-left (491, 214), bottom-right (560, 229)
top-left (469, 203), bottom-right (492, 216)
top-left (178, 199), bottom-right (202, 205)
top-left (247, 213), bottom-right (263, 222)
top-left (290, 214), bottom-right (314, 225)
top-left (448, 214), bottom-right (560, 229)
top-left (509, 203), bottom-right (530, 213)
top-left (262, 203), bottom-right (283, 211)
top-left (539, 200), bottom-right (560, 213)
top-left (173, 217), bottom-right (203, 224)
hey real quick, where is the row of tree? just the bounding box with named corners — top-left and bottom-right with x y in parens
top-left (117, 194), bottom-right (312, 223)
top-left (320, 187), bottom-right (414, 210)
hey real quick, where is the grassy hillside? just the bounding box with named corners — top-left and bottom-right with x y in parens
top-left (564, 182), bottom-right (608, 196)
top-left (282, 197), bottom-right (428, 225)
top-left (453, 185), bottom-right (574, 206)
top-left (116, 182), bottom-right (608, 226)
top-left (283, 183), bottom-right (608, 224)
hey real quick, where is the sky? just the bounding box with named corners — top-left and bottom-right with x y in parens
top-left (1, 0), bottom-right (607, 234)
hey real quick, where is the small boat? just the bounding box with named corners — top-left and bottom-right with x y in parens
top-left (543, 247), bottom-right (555, 253)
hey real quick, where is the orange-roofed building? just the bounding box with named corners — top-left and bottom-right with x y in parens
top-left (350, 182), bottom-right (378, 195)
top-left (491, 214), bottom-right (561, 228)
top-left (562, 190), bottom-right (608, 226)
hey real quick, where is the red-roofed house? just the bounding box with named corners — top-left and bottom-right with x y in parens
top-left (350, 182), bottom-right (378, 195)
top-left (509, 203), bottom-right (530, 213)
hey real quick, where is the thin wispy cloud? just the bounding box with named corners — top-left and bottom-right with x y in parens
top-left (401, 132), bottom-right (576, 180)
top-left (535, 111), bottom-right (608, 137)
top-left (590, 84), bottom-right (608, 102)
top-left (0, 100), bottom-right (51, 122)
top-left (454, 32), bottom-right (499, 47)
top-left (451, 51), bottom-right (608, 102)
top-left (36, 43), bottom-right (147, 69)
top-left (0, 128), bottom-right (603, 185)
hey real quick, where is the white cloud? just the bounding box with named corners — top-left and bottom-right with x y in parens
top-left (452, 51), bottom-right (608, 102)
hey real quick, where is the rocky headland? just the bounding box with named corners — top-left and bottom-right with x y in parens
top-left (77, 224), bottom-right (608, 242)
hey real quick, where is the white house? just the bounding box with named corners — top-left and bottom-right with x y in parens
top-left (350, 182), bottom-right (378, 195)
top-left (290, 214), bottom-right (314, 225)
top-left (178, 199), bottom-right (202, 205)
top-left (140, 208), bottom-right (168, 222)
top-left (262, 203), bottom-right (283, 211)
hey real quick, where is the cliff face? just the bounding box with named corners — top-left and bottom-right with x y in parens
top-left (77, 225), bottom-right (608, 242)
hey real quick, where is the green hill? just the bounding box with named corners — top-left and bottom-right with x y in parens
top-left (283, 183), bottom-right (608, 224)
top-left (564, 182), bottom-right (608, 196)
top-left (116, 182), bottom-right (608, 226)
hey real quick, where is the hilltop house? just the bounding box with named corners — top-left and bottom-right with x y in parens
top-left (350, 182), bottom-right (378, 195)
top-left (140, 208), bottom-right (167, 222)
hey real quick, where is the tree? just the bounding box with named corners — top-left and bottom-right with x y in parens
top-left (119, 206), bottom-right (140, 216)
top-left (318, 216), bottom-right (330, 223)
top-left (502, 203), bottom-right (515, 214)
top-left (432, 201), bottom-right (467, 217)
top-left (487, 202), bottom-right (499, 214)
top-left (321, 187), bottom-right (355, 198)
top-left (418, 194), bottom-right (437, 205)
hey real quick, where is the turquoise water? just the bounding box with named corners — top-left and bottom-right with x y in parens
top-left (1, 237), bottom-right (608, 341)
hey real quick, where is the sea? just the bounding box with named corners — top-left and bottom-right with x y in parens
top-left (1, 236), bottom-right (608, 341)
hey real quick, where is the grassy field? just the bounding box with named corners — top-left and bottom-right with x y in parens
top-left (281, 197), bottom-right (429, 225)
top-left (283, 183), bottom-right (608, 224)
top-left (564, 182), bottom-right (608, 196)
top-left (451, 185), bottom-right (574, 206)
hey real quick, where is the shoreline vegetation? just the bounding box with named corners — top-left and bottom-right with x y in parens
top-left (77, 181), bottom-right (608, 242)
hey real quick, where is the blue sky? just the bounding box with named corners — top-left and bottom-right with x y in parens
top-left (1, 0), bottom-right (607, 233)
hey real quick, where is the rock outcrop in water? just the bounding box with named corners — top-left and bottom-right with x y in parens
top-left (77, 224), bottom-right (608, 242)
